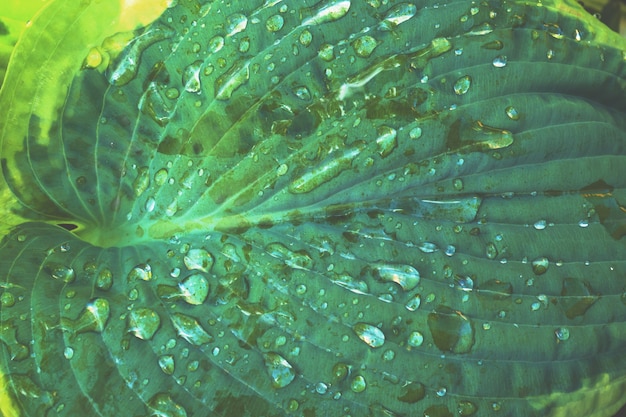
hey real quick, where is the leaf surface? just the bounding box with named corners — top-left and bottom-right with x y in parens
top-left (1, 1), bottom-right (626, 416)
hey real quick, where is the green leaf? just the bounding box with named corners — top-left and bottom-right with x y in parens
top-left (1, 0), bottom-right (626, 416)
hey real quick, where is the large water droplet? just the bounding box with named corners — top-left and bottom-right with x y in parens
top-left (226, 13), bottom-right (248, 37)
top-left (353, 322), bottom-right (385, 348)
top-left (171, 313), bottom-right (213, 346)
top-left (178, 274), bottom-right (209, 305)
top-left (453, 75), bottom-right (472, 95)
top-left (266, 14), bottom-right (285, 32)
top-left (208, 35), bottom-right (225, 53)
top-left (46, 262), bottom-right (75, 283)
top-left (128, 308), bottom-right (161, 340)
top-left (0, 322), bottom-right (30, 360)
top-left (351, 375), bottom-right (367, 392)
top-left (127, 263), bottom-right (152, 281)
top-left (531, 256), bottom-right (549, 275)
top-left (147, 393), bottom-right (188, 417)
top-left (301, 0), bottom-right (351, 26)
top-left (375, 126), bottom-right (397, 158)
top-left (132, 166), bottom-right (150, 197)
top-left (62, 298), bottom-right (110, 334)
top-left (266, 242), bottom-right (313, 270)
top-left (353, 35), bottom-right (378, 58)
top-left (492, 55), bottom-right (507, 67)
top-left (374, 264), bottom-right (420, 291)
top-left (379, 3), bottom-right (417, 30)
top-left (264, 352), bottom-right (296, 388)
top-left (182, 60), bottom-right (203, 93)
top-left (183, 248), bottom-right (214, 273)
top-left (158, 355), bottom-right (175, 375)
top-left (427, 306), bottom-right (475, 354)
top-left (458, 400), bottom-right (478, 416)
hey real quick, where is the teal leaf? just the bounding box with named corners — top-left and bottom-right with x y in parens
top-left (1, 1), bottom-right (626, 416)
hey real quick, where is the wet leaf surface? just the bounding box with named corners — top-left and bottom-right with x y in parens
top-left (1, 0), bottom-right (626, 416)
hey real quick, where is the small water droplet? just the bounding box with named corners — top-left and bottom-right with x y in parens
top-left (492, 55), bottom-right (507, 67)
top-left (158, 355), bottom-right (175, 375)
top-left (128, 308), bottom-right (161, 340)
top-left (533, 220), bottom-right (547, 230)
top-left (375, 126), bottom-right (398, 158)
top-left (453, 75), bottom-right (471, 95)
top-left (458, 401), bottom-right (478, 416)
top-left (485, 242), bottom-right (498, 259)
top-left (353, 322), bottom-right (385, 348)
top-left (505, 106), bottom-right (520, 120)
top-left (409, 126), bottom-right (423, 139)
top-left (299, 29), bottom-right (313, 46)
top-left (350, 375), bottom-right (367, 393)
top-left (293, 85), bottom-right (311, 100)
top-left (436, 387), bottom-right (447, 397)
top-left (531, 257), bottom-right (549, 275)
top-left (264, 352), bottom-right (296, 388)
top-left (405, 294), bottom-right (421, 311)
top-left (407, 331), bottom-right (424, 347)
top-left (127, 263), bottom-right (152, 281)
top-left (63, 347), bottom-right (74, 360)
top-left (418, 241), bottom-right (439, 253)
top-left (315, 382), bottom-right (328, 394)
top-left (555, 327), bottom-right (570, 341)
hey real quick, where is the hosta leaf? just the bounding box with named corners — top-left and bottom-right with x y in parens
top-left (1, 0), bottom-right (626, 416)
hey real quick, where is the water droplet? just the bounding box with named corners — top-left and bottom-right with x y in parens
top-left (407, 331), bottom-right (424, 347)
top-left (182, 60), bottom-right (203, 93)
top-left (427, 306), bottom-right (475, 354)
top-left (299, 29), bottom-right (313, 46)
top-left (375, 126), bottom-right (398, 158)
top-left (374, 263), bottom-right (420, 291)
top-left (158, 355), bottom-right (175, 375)
top-left (293, 85), bottom-right (311, 100)
top-left (409, 126), bottom-right (423, 139)
top-left (63, 347), bottom-right (74, 360)
top-left (405, 294), bottom-right (422, 311)
top-left (349, 375), bottom-right (366, 393)
top-left (178, 274), bottom-right (209, 305)
top-left (436, 387), bottom-right (447, 397)
top-left (531, 257), bottom-right (549, 275)
top-left (485, 242), bottom-right (498, 259)
top-left (453, 75), bottom-right (471, 95)
top-left (128, 308), bottom-right (161, 340)
top-left (315, 382), bottom-right (328, 394)
top-left (318, 43), bottom-right (335, 61)
top-left (147, 393), bottom-right (188, 417)
top-left (353, 322), bottom-right (385, 348)
top-left (445, 245), bottom-right (456, 256)
top-left (379, 3), bottom-right (417, 30)
top-left (492, 55), bottom-right (507, 67)
top-left (0, 322), bottom-right (29, 360)
top-left (46, 262), bottom-right (75, 283)
top-left (533, 220), bottom-right (547, 230)
top-left (266, 14), bottom-right (285, 32)
top-left (62, 298), bottom-right (110, 334)
top-left (555, 327), bottom-right (570, 341)
top-left (332, 362), bottom-right (350, 382)
top-left (543, 23), bottom-right (563, 39)
top-left (418, 241), bottom-right (439, 253)
top-left (171, 313), bottom-right (213, 346)
top-left (266, 242), bottom-right (313, 269)
top-left (0, 292), bottom-right (15, 307)
top-left (133, 166), bottom-right (150, 197)
top-left (183, 248), bottom-right (214, 272)
top-left (208, 35), bottom-right (225, 53)
top-left (353, 35), bottom-right (378, 58)
top-left (454, 275), bottom-right (474, 291)
top-left (505, 106), bottom-right (520, 120)
top-left (127, 263), bottom-right (152, 281)
top-left (289, 145), bottom-right (362, 193)
top-left (154, 168), bottom-right (168, 186)
top-left (226, 13), bottom-right (248, 37)
top-left (215, 60), bottom-right (250, 100)
top-left (264, 352), bottom-right (296, 388)
top-left (301, 0), bottom-right (351, 26)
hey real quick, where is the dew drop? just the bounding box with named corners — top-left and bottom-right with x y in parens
top-left (46, 262), bottom-right (75, 283)
top-left (127, 263), bottom-right (152, 281)
top-left (128, 308), bottom-right (161, 340)
top-left (453, 75), bottom-right (471, 95)
top-left (264, 352), bottom-right (296, 388)
top-left (409, 126), bottom-right (423, 139)
top-left (375, 126), bottom-right (398, 158)
top-left (299, 29), bottom-right (313, 46)
top-left (353, 322), bottom-right (385, 348)
top-left (182, 60), bottom-right (203, 93)
top-left (555, 327), bottom-right (570, 341)
top-left (405, 294), bottom-right (422, 311)
top-left (145, 197), bottom-right (156, 212)
top-left (293, 85), bottom-right (311, 100)
top-left (332, 362), bottom-right (350, 381)
top-left (505, 106), bottom-right (520, 120)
